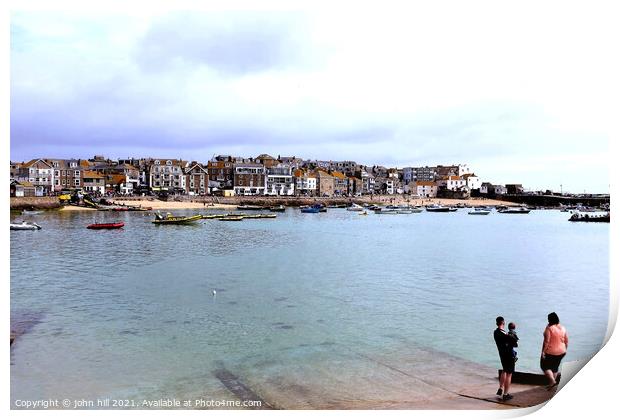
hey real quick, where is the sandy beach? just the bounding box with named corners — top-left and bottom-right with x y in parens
top-left (59, 200), bottom-right (237, 211)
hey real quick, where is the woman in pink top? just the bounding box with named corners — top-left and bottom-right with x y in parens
top-left (540, 312), bottom-right (568, 389)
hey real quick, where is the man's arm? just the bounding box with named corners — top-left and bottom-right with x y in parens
top-left (541, 327), bottom-right (550, 356)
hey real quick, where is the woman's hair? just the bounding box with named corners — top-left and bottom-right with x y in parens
top-left (547, 312), bottom-right (560, 325)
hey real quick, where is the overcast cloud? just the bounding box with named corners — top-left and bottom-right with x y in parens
top-left (10, 4), bottom-right (615, 193)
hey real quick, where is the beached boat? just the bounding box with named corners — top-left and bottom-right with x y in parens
top-left (269, 205), bottom-right (286, 212)
top-left (152, 213), bottom-right (202, 225)
top-left (498, 207), bottom-right (531, 214)
top-left (87, 222), bottom-right (125, 229)
top-left (10, 221), bottom-right (42, 230)
top-left (569, 212), bottom-right (610, 223)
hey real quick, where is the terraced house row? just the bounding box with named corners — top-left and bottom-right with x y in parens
top-left (10, 154), bottom-right (510, 199)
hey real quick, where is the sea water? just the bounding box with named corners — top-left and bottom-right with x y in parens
top-left (10, 208), bottom-right (609, 407)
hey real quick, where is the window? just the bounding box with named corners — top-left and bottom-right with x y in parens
top-left (166, 160), bottom-right (172, 165)
top-left (74, 170), bottom-right (80, 177)
top-left (154, 160), bottom-right (160, 165)
top-left (54, 170), bottom-right (59, 176)
top-left (74, 179), bottom-right (80, 186)
top-left (62, 179), bottom-right (66, 185)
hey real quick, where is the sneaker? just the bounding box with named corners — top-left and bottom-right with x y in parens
top-left (502, 394), bottom-right (514, 401)
top-left (496, 388), bottom-right (503, 396)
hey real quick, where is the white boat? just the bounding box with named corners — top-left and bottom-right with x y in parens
top-left (10, 221), bottom-right (42, 230)
top-left (346, 203), bottom-right (365, 212)
top-left (498, 207), bottom-right (531, 214)
top-left (468, 209), bottom-right (491, 215)
top-left (21, 210), bottom-right (43, 215)
top-left (374, 207), bottom-right (399, 214)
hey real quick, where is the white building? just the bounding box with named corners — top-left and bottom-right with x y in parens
top-left (462, 174), bottom-right (481, 190)
top-left (445, 176), bottom-right (468, 191)
top-left (293, 169), bottom-right (317, 196)
top-left (265, 164), bottom-right (295, 196)
top-left (412, 181), bottom-right (437, 198)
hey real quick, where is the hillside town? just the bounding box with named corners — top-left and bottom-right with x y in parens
top-left (10, 154), bottom-right (528, 199)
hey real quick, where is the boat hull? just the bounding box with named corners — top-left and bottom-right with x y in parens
top-left (87, 222), bottom-right (125, 229)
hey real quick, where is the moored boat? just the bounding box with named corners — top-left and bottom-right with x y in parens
top-left (468, 209), bottom-right (491, 215)
top-left (237, 205), bottom-right (266, 210)
top-left (218, 216), bottom-right (244, 221)
top-left (269, 205), bottom-right (286, 212)
top-left (498, 207), bottom-right (530, 214)
top-left (346, 203), bottom-right (364, 212)
top-left (569, 212), bottom-right (610, 223)
top-left (21, 210), bottom-right (43, 215)
top-left (301, 204), bottom-right (322, 213)
top-left (426, 204), bottom-right (451, 212)
top-left (87, 222), bottom-right (125, 229)
top-left (10, 221), bottom-right (42, 231)
top-left (152, 213), bottom-right (202, 224)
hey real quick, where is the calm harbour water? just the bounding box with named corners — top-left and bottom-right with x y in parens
top-left (10, 208), bottom-right (609, 407)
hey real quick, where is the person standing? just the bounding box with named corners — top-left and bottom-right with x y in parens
top-left (541, 312), bottom-right (568, 389)
top-left (494, 316), bottom-right (518, 401)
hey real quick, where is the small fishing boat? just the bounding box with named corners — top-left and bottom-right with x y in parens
top-left (87, 222), bottom-right (125, 229)
top-left (374, 207), bottom-right (399, 214)
top-left (10, 221), bottom-right (42, 230)
top-left (201, 214), bottom-right (227, 219)
top-left (21, 209), bottom-right (43, 215)
top-left (301, 205), bottom-right (322, 213)
top-left (468, 209), bottom-right (491, 215)
top-left (498, 207), bottom-right (531, 214)
top-left (569, 212), bottom-right (610, 223)
top-left (237, 205), bottom-right (265, 210)
top-left (269, 205), bottom-right (286, 212)
top-left (346, 203), bottom-right (364, 212)
top-left (152, 213), bottom-right (202, 225)
top-left (218, 216), bottom-right (244, 221)
top-left (426, 204), bottom-right (451, 212)
top-left (258, 214), bottom-right (277, 219)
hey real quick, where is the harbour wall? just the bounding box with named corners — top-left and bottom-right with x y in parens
top-left (10, 197), bottom-right (63, 210)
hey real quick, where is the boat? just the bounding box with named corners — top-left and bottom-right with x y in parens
top-left (202, 214), bottom-right (227, 219)
top-left (301, 205), bottom-right (322, 213)
top-left (152, 213), bottom-right (202, 224)
top-left (218, 216), bottom-right (244, 221)
top-left (21, 210), bottom-right (43, 215)
top-left (237, 205), bottom-right (266, 210)
top-left (87, 222), bottom-right (125, 229)
top-left (359, 211), bottom-right (368, 216)
top-left (569, 212), bottom-right (610, 223)
top-left (269, 205), bottom-right (286, 212)
top-left (468, 209), bottom-right (491, 215)
top-left (346, 203), bottom-right (364, 212)
top-left (425, 204), bottom-right (451, 212)
top-left (448, 207), bottom-right (458, 212)
top-left (10, 221), bottom-right (42, 230)
top-left (498, 207), bottom-right (531, 214)
top-left (374, 207), bottom-right (399, 214)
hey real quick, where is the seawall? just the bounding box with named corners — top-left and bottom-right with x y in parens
top-left (10, 197), bottom-right (63, 210)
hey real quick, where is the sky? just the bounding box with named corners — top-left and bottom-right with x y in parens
top-left (9, 2), bottom-right (616, 193)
